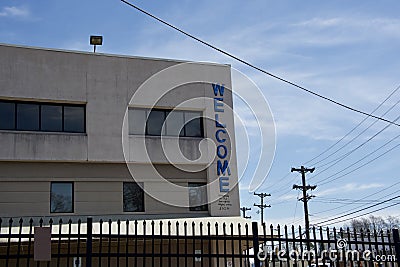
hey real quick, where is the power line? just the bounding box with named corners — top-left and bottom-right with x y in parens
top-left (314, 195), bottom-right (400, 225)
top-left (120, 0), bottom-right (400, 128)
top-left (318, 202), bottom-right (400, 227)
top-left (304, 84), bottom-right (400, 165)
top-left (312, 113), bottom-right (400, 178)
top-left (311, 181), bottom-right (400, 216)
top-left (318, 141), bottom-right (400, 186)
top-left (268, 173), bottom-right (297, 194)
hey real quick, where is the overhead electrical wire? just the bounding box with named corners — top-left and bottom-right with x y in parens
top-left (311, 113), bottom-right (400, 179)
top-left (317, 141), bottom-right (400, 186)
top-left (312, 181), bottom-right (400, 216)
top-left (304, 84), bottom-right (400, 165)
top-left (314, 195), bottom-right (400, 225)
top-left (120, 0), bottom-right (400, 128)
top-left (268, 173), bottom-right (297, 194)
top-left (311, 129), bottom-right (400, 186)
top-left (317, 202), bottom-right (400, 227)
top-left (269, 85), bottom-right (400, 197)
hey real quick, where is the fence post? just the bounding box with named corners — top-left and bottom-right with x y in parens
top-left (86, 217), bottom-right (93, 267)
top-left (252, 221), bottom-right (261, 267)
top-left (393, 228), bottom-right (400, 266)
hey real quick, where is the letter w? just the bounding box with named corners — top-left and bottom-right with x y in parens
top-left (212, 84), bottom-right (225, 96)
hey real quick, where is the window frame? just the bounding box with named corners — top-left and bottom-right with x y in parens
top-left (50, 181), bottom-right (74, 214)
top-left (129, 107), bottom-right (204, 138)
top-left (0, 99), bottom-right (86, 133)
top-left (188, 182), bottom-right (208, 212)
top-left (0, 101), bottom-right (16, 130)
top-left (123, 182), bottom-right (145, 213)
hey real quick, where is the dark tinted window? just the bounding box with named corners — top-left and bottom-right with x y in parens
top-left (17, 103), bottom-right (39, 131)
top-left (123, 182), bottom-right (145, 212)
top-left (129, 108), bottom-right (203, 137)
top-left (184, 112), bottom-right (202, 137)
top-left (0, 101), bottom-right (15, 130)
top-left (188, 183), bottom-right (208, 211)
top-left (64, 106), bottom-right (85, 133)
top-left (41, 105), bottom-right (62, 132)
top-left (147, 109), bottom-right (165, 136)
top-left (50, 182), bottom-right (73, 213)
top-left (0, 100), bottom-right (85, 133)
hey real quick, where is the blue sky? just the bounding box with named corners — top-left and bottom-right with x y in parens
top-left (1, 0), bottom-right (400, 226)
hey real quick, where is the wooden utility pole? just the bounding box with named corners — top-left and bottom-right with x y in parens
top-left (292, 166), bottom-right (316, 249)
top-left (240, 207), bottom-right (252, 219)
top-left (253, 192), bottom-right (271, 225)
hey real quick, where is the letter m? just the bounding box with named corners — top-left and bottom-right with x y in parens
top-left (212, 83), bottom-right (225, 97)
top-left (217, 160), bottom-right (230, 176)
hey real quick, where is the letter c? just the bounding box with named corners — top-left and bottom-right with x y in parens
top-left (215, 129), bottom-right (226, 143)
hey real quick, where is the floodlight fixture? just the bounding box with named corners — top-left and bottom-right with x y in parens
top-left (90, 35), bottom-right (103, 53)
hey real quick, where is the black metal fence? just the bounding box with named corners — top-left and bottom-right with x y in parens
top-left (0, 217), bottom-right (399, 267)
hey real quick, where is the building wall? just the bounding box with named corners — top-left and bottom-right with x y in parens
top-left (0, 44), bottom-right (240, 219)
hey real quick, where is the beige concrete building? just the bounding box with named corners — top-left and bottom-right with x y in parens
top-left (0, 44), bottom-right (240, 221)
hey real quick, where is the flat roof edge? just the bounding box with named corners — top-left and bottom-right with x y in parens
top-left (0, 43), bottom-right (231, 68)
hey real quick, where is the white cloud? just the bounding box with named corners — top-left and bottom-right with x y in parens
top-left (317, 182), bottom-right (384, 197)
top-left (291, 16), bottom-right (400, 43)
top-left (0, 6), bottom-right (30, 18)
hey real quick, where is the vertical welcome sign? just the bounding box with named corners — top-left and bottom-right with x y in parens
top-left (208, 83), bottom-right (240, 216)
top-left (213, 84), bottom-right (231, 193)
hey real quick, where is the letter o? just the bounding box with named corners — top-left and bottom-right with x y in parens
top-left (217, 145), bottom-right (228, 159)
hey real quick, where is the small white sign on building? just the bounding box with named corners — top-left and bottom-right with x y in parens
top-left (195, 249), bottom-right (202, 262)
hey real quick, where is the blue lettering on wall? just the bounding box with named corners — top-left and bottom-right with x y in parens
top-left (212, 83), bottom-right (225, 97)
top-left (215, 129), bottom-right (226, 143)
top-left (219, 177), bottom-right (229, 192)
top-left (217, 160), bottom-right (231, 176)
top-left (213, 83), bottom-right (231, 194)
top-left (215, 114), bottom-right (226, 128)
top-left (217, 145), bottom-right (228, 159)
top-left (214, 98), bottom-right (224, 112)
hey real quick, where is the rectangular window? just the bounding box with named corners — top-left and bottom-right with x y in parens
top-left (0, 100), bottom-right (85, 133)
top-left (41, 104), bottom-right (62, 132)
top-left (129, 108), bottom-right (147, 135)
top-left (188, 183), bottom-right (208, 211)
top-left (184, 112), bottom-right (202, 137)
top-left (64, 106), bottom-right (85, 133)
top-left (50, 182), bottom-right (74, 213)
top-left (147, 109), bottom-right (166, 136)
top-left (123, 182), bottom-right (145, 212)
top-left (165, 110), bottom-right (185, 136)
top-left (129, 108), bottom-right (203, 137)
top-left (17, 103), bottom-right (40, 131)
top-left (0, 101), bottom-right (15, 130)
